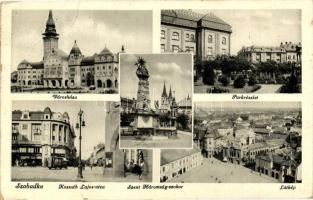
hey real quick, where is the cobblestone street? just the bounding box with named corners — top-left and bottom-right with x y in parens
top-left (120, 130), bottom-right (192, 148)
top-left (168, 157), bottom-right (278, 183)
top-left (12, 166), bottom-right (151, 182)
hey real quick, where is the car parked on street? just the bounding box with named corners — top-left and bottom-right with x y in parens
top-left (48, 157), bottom-right (68, 170)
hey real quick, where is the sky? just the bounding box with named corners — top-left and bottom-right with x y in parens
top-left (195, 9), bottom-right (301, 55)
top-left (120, 54), bottom-right (192, 109)
top-left (195, 101), bottom-right (301, 110)
top-left (12, 101), bottom-right (108, 159)
top-left (11, 10), bottom-right (152, 71)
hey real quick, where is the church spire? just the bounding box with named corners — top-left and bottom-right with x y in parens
top-left (43, 10), bottom-right (58, 37)
top-left (162, 81), bottom-right (167, 97)
top-left (169, 85), bottom-right (172, 98)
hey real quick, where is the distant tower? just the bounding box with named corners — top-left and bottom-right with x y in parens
top-left (135, 57), bottom-right (151, 112)
top-left (42, 10), bottom-right (59, 59)
top-left (161, 81), bottom-right (167, 105)
top-left (69, 40), bottom-right (83, 65)
top-left (68, 40), bottom-right (83, 87)
top-left (168, 85), bottom-right (173, 102)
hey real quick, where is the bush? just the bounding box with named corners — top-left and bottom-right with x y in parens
top-left (176, 113), bottom-right (190, 130)
top-left (203, 67), bottom-right (215, 85)
top-left (233, 75), bottom-right (246, 88)
top-left (219, 75), bottom-right (230, 86)
top-left (207, 87), bottom-right (230, 93)
top-left (280, 73), bottom-right (300, 93)
top-left (248, 76), bottom-right (257, 86)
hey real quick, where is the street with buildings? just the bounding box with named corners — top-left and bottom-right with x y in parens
top-left (11, 101), bottom-right (152, 182)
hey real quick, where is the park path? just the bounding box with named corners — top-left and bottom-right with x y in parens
top-left (254, 84), bottom-right (282, 93)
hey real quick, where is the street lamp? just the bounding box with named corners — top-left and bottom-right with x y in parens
top-left (76, 109), bottom-right (86, 179)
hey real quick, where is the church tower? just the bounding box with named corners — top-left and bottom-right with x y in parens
top-left (42, 10), bottom-right (59, 59)
top-left (161, 81), bottom-right (167, 105)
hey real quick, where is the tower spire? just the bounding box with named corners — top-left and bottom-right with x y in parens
top-left (162, 81), bottom-right (167, 97)
top-left (43, 10), bottom-right (58, 37)
top-left (169, 85), bottom-right (172, 98)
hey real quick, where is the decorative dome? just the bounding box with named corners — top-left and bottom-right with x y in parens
top-left (70, 40), bottom-right (82, 55)
top-left (43, 107), bottom-right (52, 114)
top-left (99, 47), bottom-right (113, 55)
top-left (63, 112), bottom-right (69, 118)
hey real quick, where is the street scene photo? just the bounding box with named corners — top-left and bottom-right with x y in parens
top-left (11, 10), bottom-right (152, 94)
top-left (11, 101), bottom-right (152, 182)
top-left (160, 101), bottom-right (302, 183)
top-left (161, 10), bottom-right (301, 93)
top-left (120, 54), bottom-right (193, 148)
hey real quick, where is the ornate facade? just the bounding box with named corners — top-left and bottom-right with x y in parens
top-left (16, 10), bottom-right (121, 92)
top-left (12, 107), bottom-right (76, 167)
top-left (238, 42), bottom-right (302, 64)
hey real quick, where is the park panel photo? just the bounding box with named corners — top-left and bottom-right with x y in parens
top-left (11, 101), bottom-right (152, 182)
top-left (160, 9), bottom-right (301, 94)
top-left (119, 53), bottom-right (193, 149)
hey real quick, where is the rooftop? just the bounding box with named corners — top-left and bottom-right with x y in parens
top-left (161, 10), bottom-right (232, 33)
top-left (161, 147), bottom-right (201, 165)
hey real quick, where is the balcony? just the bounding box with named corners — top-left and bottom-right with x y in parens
top-left (13, 136), bottom-right (42, 145)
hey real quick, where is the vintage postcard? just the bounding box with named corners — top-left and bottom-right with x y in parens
top-left (0, 0), bottom-right (312, 200)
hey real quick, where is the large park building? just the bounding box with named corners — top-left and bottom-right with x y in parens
top-left (15, 10), bottom-right (120, 91)
top-left (238, 42), bottom-right (302, 64)
top-left (12, 107), bottom-right (77, 167)
top-left (161, 10), bottom-right (232, 78)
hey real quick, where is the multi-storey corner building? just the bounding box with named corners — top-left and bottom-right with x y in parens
top-left (160, 148), bottom-right (203, 182)
top-left (16, 10), bottom-right (121, 92)
top-left (161, 10), bottom-right (232, 71)
top-left (238, 42), bottom-right (302, 64)
top-left (12, 107), bottom-right (76, 167)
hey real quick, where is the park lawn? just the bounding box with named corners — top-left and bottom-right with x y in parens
top-left (194, 81), bottom-right (261, 93)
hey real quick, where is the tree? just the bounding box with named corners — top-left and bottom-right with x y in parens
top-left (219, 75), bottom-right (230, 86)
top-left (281, 72), bottom-right (300, 93)
top-left (176, 113), bottom-right (190, 130)
top-left (203, 66), bottom-right (215, 85)
top-left (233, 75), bottom-right (246, 88)
top-left (248, 76), bottom-right (257, 86)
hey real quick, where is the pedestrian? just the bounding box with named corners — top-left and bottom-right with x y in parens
top-left (138, 161), bottom-right (145, 180)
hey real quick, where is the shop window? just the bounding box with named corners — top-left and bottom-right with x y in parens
top-left (105, 152), bottom-right (113, 168)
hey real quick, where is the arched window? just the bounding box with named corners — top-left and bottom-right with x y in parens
top-left (190, 34), bottom-right (195, 41)
top-left (161, 30), bottom-right (165, 39)
top-left (172, 32), bottom-right (179, 41)
top-left (222, 37), bottom-right (227, 45)
top-left (208, 35), bottom-right (213, 43)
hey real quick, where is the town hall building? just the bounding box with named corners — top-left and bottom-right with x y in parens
top-left (15, 10), bottom-right (121, 92)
